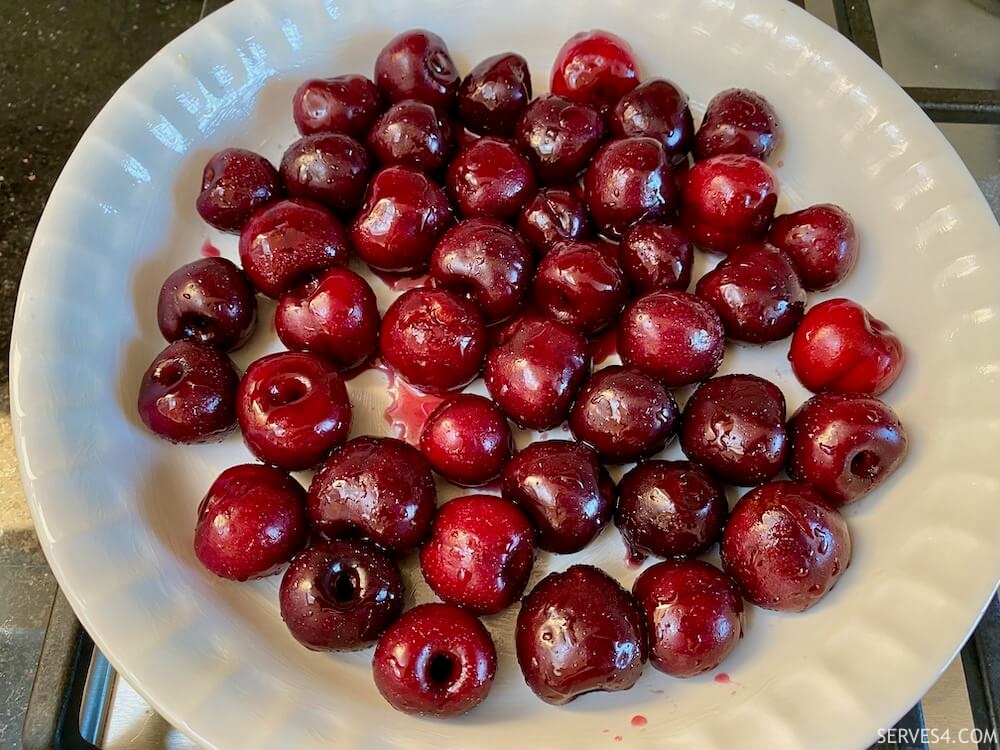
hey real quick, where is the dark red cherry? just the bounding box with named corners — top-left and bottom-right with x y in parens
top-left (239, 198), bottom-right (349, 298)
top-left (429, 218), bottom-right (534, 323)
top-left (516, 187), bottom-right (592, 254)
top-left (373, 603), bottom-right (496, 717)
top-left (457, 53), bottom-right (532, 136)
top-left (292, 74), bottom-right (384, 138)
top-left (516, 565), bottom-right (647, 705)
top-left (616, 460), bottom-right (727, 559)
top-left (611, 79), bottom-right (694, 158)
top-left (308, 436), bottom-right (436, 555)
top-left (157, 257), bottom-right (256, 351)
top-left (695, 88), bottom-right (782, 162)
top-left (366, 100), bottom-right (452, 173)
top-left (569, 365), bottom-right (679, 464)
top-left (447, 137), bottom-right (536, 220)
top-left (620, 222), bottom-right (693, 293)
top-left (550, 30), bottom-right (640, 113)
top-left (279, 540), bottom-right (403, 651)
top-left (484, 315), bottom-right (590, 430)
top-left (514, 95), bottom-right (606, 183)
top-left (721, 481), bottom-right (851, 612)
top-left (275, 268), bottom-right (379, 370)
top-left (787, 393), bottom-right (908, 506)
top-left (768, 204), bottom-right (859, 291)
top-left (374, 29), bottom-right (460, 111)
top-left (695, 242), bottom-right (806, 343)
top-left (236, 351), bottom-right (351, 471)
top-left (279, 133), bottom-right (370, 215)
top-left (633, 560), bottom-right (743, 677)
top-left (419, 394), bottom-right (513, 486)
top-left (680, 374), bottom-right (787, 486)
top-left (195, 148), bottom-right (281, 232)
top-left (533, 240), bottom-right (627, 335)
top-left (194, 464), bottom-right (307, 581)
top-left (137, 340), bottom-right (238, 443)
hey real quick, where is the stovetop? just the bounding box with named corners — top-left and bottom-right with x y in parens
top-left (1, 1), bottom-right (998, 749)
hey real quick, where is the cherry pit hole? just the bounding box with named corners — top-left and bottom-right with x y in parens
top-left (329, 571), bottom-right (358, 604)
top-left (154, 361), bottom-right (185, 388)
top-left (427, 652), bottom-right (458, 687)
top-left (850, 450), bottom-right (881, 480)
top-left (266, 375), bottom-right (310, 407)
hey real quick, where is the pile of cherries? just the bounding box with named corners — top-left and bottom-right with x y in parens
top-left (137, 28), bottom-right (909, 717)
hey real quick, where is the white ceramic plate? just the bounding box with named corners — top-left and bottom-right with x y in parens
top-left (12, 0), bottom-right (1000, 748)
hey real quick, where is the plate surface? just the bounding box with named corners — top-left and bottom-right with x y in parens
top-left (12, 1), bottom-right (1000, 748)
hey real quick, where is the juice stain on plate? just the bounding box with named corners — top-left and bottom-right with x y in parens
top-left (614, 736), bottom-right (623, 743)
top-left (715, 672), bottom-right (731, 684)
top-left (371, 268), bottom-right (430, 292)
top-left (384, 367), bottom-right (444, 444)
top-left (589, 326), bottom-right (619, 364)
top-left (630, 715), bottom-right (647, 728)
top-left (200, 240), bottom-right (221, 257)
top-left (624, 548), bottom-right (647, 569)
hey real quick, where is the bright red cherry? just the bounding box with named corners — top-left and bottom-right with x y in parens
top-left (374, 29), bottom-right (460, 111)
top-left (611, 79), bottom-right (694, 159)
top-left (789, 298), bottom-right (904, 395)
top-left (515, 95), bottom-right (606, 183)
top-left (366, 100), bottom-right (452, 173)
top-left (279, 133), bottom-right (370, 215)
top-left (533, 240), bottom-right (627, 335)
top-left (516, 187), bottom-right (592, 254)
top-left (768, 203), bottom-right (859, 291)
top-left (620, 222), bottom-right (693, 293)
top-left (550, 30), bottom-right (640, 113)
top-left (447, 136), bottom-right (536, 220)
top-left (292, 75), bottom-right (384, 138)
top-left (695, 88), bottom-right (782, 162)
top-left (195, 148), bottom-right (281, 232)
top-left (419, 394), bottom-right (513, 486)
top-left (458, 53), bottom-right (532, 136)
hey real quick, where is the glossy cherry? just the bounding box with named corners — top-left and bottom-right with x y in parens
top-left (351, 166), bottom-right (454, 273)
top-left (681, 153), bottom-right (778, 254)
top-left (569, 366), bottom-right (680, 464)
top-left (457, 53), bottom-right (532, 136)
top-left (616, 460), bottom-right (727, 559)
top-left (279, 540), bottom-right (403, 651)
top-left (429, 218), bottom-right (534, 323)
top-left (308, 436), bottom-right (436, 555)
top-left (633, 560), bottom-right (743, 678)
top-left (620, 222), bottom-right (694, 293)
top-left (618, 290), bottom-right (725, 387)
top-left (695, 241), bottom-right (806, 343)
top-left (789, 298), bottom-right (904, 395)
top-left (533, 240), bottom-right (627, 335)
top-left (787, 393), bottom-right (908, 506)
top-left (768, 203), bottom-right (859, 291)
top-left (380, 288), bottom-right (487, 393)
top-left (419, 394), bottom-right (513, 486)
top-left (157, 257), bottom-right (256, 351)
top-left (516, 187), bottom-right (592, 254)
top-left (195, 148), bottom-right (281, 232)
top-left (695, 88), bottom-right (782, 162)
top-left (420, 495), bottom-right (536, 615)
top-left (584, 136), bottom-right (677, 239)
top-left (447, 136), bottom-right (536, 220)
top-left (275, 268), bottom-right (380, 370)
top-left (194, 464), bottom-right (307, 581)
top-left (279, 133), bottom-right (370, 215)
top-left (514, 95), bottom-right (606, 183)
top-left (137, 341), bottom-right (239, 444)
top-left (374, 29), bottom-right (460, 111)
top-left (292, 74), bottom-right (384, 138)
top-left (484, 315), bottom-right (590, 430)
top-left (721, 481), bottom-right (851, 612)
top-left (680, 374), bottom-right (787, 486)
top-left (611, 79), bottom-right (694, 159)
top-left (516, 565), bottom-right (647, 705)
top-left (550, 30), bottom-right (640, 113)
top-left (239, 198), bottom-right (349, 298)
top-left (501, 440), bottom-right (614, 554)
top-left (366, 100), bottom-right (452, 173)
top-left (373, 603), bottom-right (497, 717)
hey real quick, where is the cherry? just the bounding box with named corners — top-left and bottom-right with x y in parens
top-left (194, 464), bottom-right (307, 581)
top-left (611, 79), bottom-right (694, 159)
top-left (239, 198), bottom-right (349, 298)
top-left (279, 540), bottom-right (403, 651)
top-left (366, 100), bottom-right (452, 173)
top-left (380, 288), bottom-right (487, 393)
top-left (419, 394), bottom-right (513, 486)
top-left (292, 74), bottom-right (384, 138)
top-left (157, 257), bottom-right (256, 351)
top-left (195, 148), bottom-right (281, 232)
top-left (569, 366), bottom-right (680, 464)
top-left (787, 392), bottom-right (908, 506)
top-left (721, 481), bottom-right (851, 612)
top-left (550, 30), bottom-right (640, 113)
top-left (458, 53), bottom-right (532, 136)
top-left (275, 268), bottom-right (380, 370)
top-left (279, 133), bottom-right (370, 215)
top-left (516, 187), bottom-right (592, 254)
top-left (533, 240), bottom-right (627, 335)
top-left (681, 154), bottom-right (778, 254)
top-left (374, 29), bottom-right (460, 111)
top-left (420, 495), bottom-right (536, 615)
top-left (695, 242), bottom-right (806, 343)
top-left (484, 315), bottom-right (590, 430)
top-left (429, 218), bottom-right (534, 323)
top-left (137, 341), bottom-right (239, 444)
top-left (789, 298), bottom-right (904, 395)
top-left (447, 136), bottom-right (536, 220)
top-left (501, 440), bottom-right (614, 554)
top-left (514, 95), bottom-right (606, 183)
top-left (680, 374), bottom-right (787, 486)
top-left (616, 460), bottom-right (727, 560)
top-left (584, 136), bottom-right (677, 239)
top-left (351, 166), bottom-right (454, 273)
top-left (618, 290), bottom-right (725, 387)
top-left (620, 222), bottom-right (693, 293)
top-left (633, 560), bottom-right (743, 678)
top-left (372, 603), bottom-right (497, 717)
top-left (236, 351), bottom-right (351, 471)
top-left (516, 565), bottom-right (647, 705)
top-left (695, 88), bottom-right (782, 162)
top-left (768, 203), bottom-right (859, 291)
top-left (308, 436), bottom-right (436, 555)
